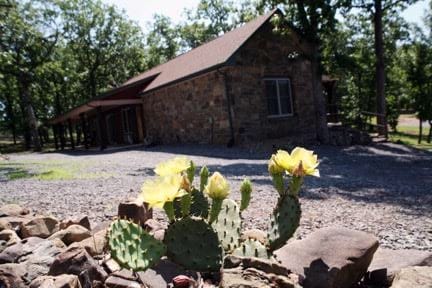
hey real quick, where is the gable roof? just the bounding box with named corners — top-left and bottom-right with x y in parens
top-left (124, 9), bottom-right (278, 94)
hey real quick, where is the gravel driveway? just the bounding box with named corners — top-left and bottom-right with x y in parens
top-left (1, 143), bottom-right (431, 251)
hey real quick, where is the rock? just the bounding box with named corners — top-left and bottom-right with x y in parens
top-left (241, 229), bottom-right (268, 245)
top-left (118, 201), bottom-right (152, 226)
top-left (69, 228), bottom-right (107, 256)
top-left (274, 227), bottom-right (379, 288)
top-left (0, 230), bottom-right (20, 252)
top-left (390, 266), bottom-right (432, 288)
top-left (222, 255), bottom-right (301, 288)
top-left (366, 248), bottom-right (432, 285)
top-left (0, 237), bottom-right (62, 264)
top-left (0, 219), bottom-right (12, 232)
top-left (0, 263), bottom-right (27, 288)
top-left (30, 274), bottom-right (81, 288)
top-left (0, 237), bottom-right (64, 282)
top-left (105, 276), bottom-right (141, 288)
top-left (48, 246), bottom-right (108, 286)
top-left (0, 216), bottom-right (28, 231)
top-left (152, 229), bottom-right (165, 241)
top-left (222, 267), bottom-right (299, 288)
top-left (60, 216), bottom-right (91, 231)
top-left (20, 216), bottom-right (59, 239)
top-left (144, 219), bottom-right (166, 232)
top-left (137, 259), bottom-right (198, 288)
top-left (48, 225), bottom-right (91, 246)
top-left (103, 258), bottom-right (121, 274)
top-left (0, 204), bottom-right (30, 217)
top-left (111, 269), bottom-right (136, 281)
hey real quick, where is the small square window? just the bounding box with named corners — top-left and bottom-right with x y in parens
top-left (264, 78), bottom-right (293, 117)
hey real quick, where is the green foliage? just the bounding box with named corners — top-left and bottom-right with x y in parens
top-left (164, 217), bottom-right (223, 272)
top-left (267, 195), bottom-right (301, 252)
top-left (211, 199), bottom-right (242, 251)
top-left (108, 219), bottom-right (165, 271)
top-left (233, 239), bottom-right (269, 259)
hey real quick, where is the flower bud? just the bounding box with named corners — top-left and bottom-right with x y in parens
top-left (204, 172), bottom-right (230, 200)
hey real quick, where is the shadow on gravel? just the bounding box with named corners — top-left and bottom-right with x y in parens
top-left (204, 143), bottom-right (432, 217)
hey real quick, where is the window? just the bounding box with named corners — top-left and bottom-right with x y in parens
top-left (264, 78), bottom-right (293, 117)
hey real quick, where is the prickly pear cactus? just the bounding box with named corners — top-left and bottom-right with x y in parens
top-left (174, 189), bottom-right (209, 218)
top-left (189, 189), bottom-right (210, 218)
top-left (267, 195), bottom-right (301, 252)
top-left (233, 239), bottom-right (269, 259)
top-left (211, 199), bottom-right (242, 251)
top-left (108, 219), bottom-right (166, 271)
top-left (164, 217), bottom-right (223, 271)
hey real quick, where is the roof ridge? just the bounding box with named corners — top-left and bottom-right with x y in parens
top-left (124, 9), bottom-right (278, 87)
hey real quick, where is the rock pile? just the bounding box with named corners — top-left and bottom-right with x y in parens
top-left (0, 203), bottom-right (430, 288)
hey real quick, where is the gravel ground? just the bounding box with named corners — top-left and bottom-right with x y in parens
top-left (0, 143), bottom-right (431, 251)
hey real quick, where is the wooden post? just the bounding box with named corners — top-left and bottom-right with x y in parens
top-left (97, 107), bottom-right (107, 150)
top-left (53, 125), bottom-right (59, 150)
top-left (80, 113), bottom-right (89, 149)
top-left (136, 105), bottom-right (144, 143)
top-left (68, 119), bottom-right (75, 150)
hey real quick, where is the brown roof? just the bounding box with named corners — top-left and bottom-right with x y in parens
top-left (48, 10), bottom-right (278, 124)
top-left (124, 9), bottom-right (278, 93)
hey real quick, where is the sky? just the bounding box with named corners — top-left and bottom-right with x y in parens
top-left (103, 0), bottom-right (430, 33)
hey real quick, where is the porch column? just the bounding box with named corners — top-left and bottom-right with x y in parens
top-left (97, 106), bottom-right (107, 150)
top-left (80, 113), bottom-right (89, 149)
top-left (67, 119), bottom-right (75, 150)
top-left (136, 105), bottom-right (144, 143)
top-left (53, 125), bottom-right (59, 150)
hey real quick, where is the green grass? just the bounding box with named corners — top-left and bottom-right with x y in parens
top-left (1, 159), bottom-right (115, 181)
top-left (389, 125), bottom-right (432, 151)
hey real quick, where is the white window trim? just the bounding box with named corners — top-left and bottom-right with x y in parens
top-left (264, 78), bottom-right (294, 118)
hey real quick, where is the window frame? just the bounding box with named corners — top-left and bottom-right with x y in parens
top-left (263, 77), bottom-right (294, 118)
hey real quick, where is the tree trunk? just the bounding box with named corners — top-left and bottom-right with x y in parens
top-left (18, 74), bottom-right (41, 151)
top-left (418, 118), bottom-right (422, 144)
top-left (428, 120), bottom-right (432, 143)
top-left (310, 45), bottom-right (329, 144)
top-left (4, 92), bottom-right (17, 145)
top-left (373, 0), bottom-right (387, 137)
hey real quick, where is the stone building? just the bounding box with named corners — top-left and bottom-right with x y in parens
top-left (49, 9), bottom-right (325, 149)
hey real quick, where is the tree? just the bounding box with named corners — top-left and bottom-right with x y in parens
top-left (145, 14), bottom-right (180, 68)
top-left (407, 41), bottom-right (432, 143)
top-left (256, 1), bottom-right (352, 143)
top-left (178, 0), bottom-right (238, 51)
top-left (348, 0), bottom-right (417, 137)
top-left (60, 0), bottom-right (146, 100)
top-left (0, 0), bottom-right (60, 151)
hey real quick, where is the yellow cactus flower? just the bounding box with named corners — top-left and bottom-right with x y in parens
top-left (287, 147), bottom-right (320, 177)
top-left (154, 157), bottom-right (191, 176)
top-left (204, 172), bottom-right (230, 200)
top-left (140, 175), bottom-right (186, 208)
top-left (268, 154), bottom-right (285, 175)
top-left (271, 147), bottom-right (319, 177)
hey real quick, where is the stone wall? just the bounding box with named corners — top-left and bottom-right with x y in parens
top-left (227, 22), bottom-right (317, 144)
top-left (142, 72), bottom-right (231, 144)
top-left (142, 22), bottom-right (318, 145)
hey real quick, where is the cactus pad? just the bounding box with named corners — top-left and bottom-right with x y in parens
top-left (233, 239), bottom-right (269, 259)
top-left (189, 189), bottom-right (210, 218)
top-left (164, 217), bottom-right (223, 271)
top-left (108, 219), bottom-right (166, 271)
top-left (211, 199), bottom-right (241, 251)
top-left (267, 195), bottom-right (301, 252)
top-left (174, 189), bottom-right (209, 218)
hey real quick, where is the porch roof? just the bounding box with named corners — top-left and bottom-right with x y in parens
top-left (48, 74), bottom-right (158, 124)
